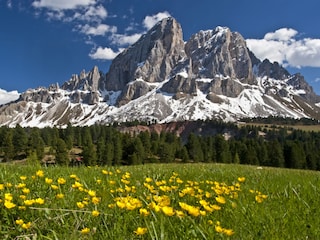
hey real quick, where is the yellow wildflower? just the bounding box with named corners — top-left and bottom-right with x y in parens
top-left (238, 177), bottom-right (246, 183)
top-left (92, 210), bottom-right (100, 217)
top-left (215, 196), bottom-right (226, 204)
top-left (36, 170), bottom-right (44, 177)
top-left (16, 183), bottom-right (26, 189)
top-left (81, 227), bottom-right (90, 234)
top-left (45, 178), bottom-right (53, 184)
top-left (20, 195), bottom-right (27, 200)
top-left (15, 219), bottom-right (24, 225)
top-left (134, 227), bottom-right (147, 235)
top-left (24, 199), bottom-right (35, 206)
top-left (139, 208), bottom-right (150, 217)
top-left (145, 177), bottom-right (153, 183)
top-left (5, 193), bottom-right (13, 201)
top-left (56, 193), bottom-right (64, 199)
top-left (77, 202), bottom-right (85, 209)
top-left (224, 228), bottom-right (235, 236)
top-left (21, 222), bottom-right (32, 230)
top-left (51, 184), bottom-right (59, 190)
top-left (4, 200), bottom-right (16, 209)
top-left (22, 188), bottom-right (30, 194)
top-left (88, 190), bottom-right (96, 197)
top-left (161, 206), bottom-right (175, 216)
top-left (69, 174), bottom-right (77, 179)
top-left (92, 196), bottom-right (100, 205)
top-left (35, 198), bottom-right (45, 205)
top-left (0, 184), bottom-right (4, 190)
top-left (175, 210), bottom-right (185, 218)
top-left (20, 176), bottom-right (27, 181)
top-left (57, 178), bottom-right (66, 185)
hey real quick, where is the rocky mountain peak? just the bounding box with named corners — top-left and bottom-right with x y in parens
top-left (184, 25), bottom-right (255, 84)
top-left (61, 66), bottom-right (104, 92)
top-left (0, 17), bottom-right (319, 128)
top-left (105, 17), bottom-right (186, 105)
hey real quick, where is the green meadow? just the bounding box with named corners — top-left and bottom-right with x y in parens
top-left (0, 163), bottom-right (319, 239)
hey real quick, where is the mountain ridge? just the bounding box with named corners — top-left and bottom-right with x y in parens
top-left (1, 17), bottom-right (320, 128)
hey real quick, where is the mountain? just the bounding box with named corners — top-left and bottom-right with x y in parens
top-left (1, 17), bottom-right (320, 128)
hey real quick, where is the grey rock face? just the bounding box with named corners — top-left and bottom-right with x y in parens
top-left (105, 17), bottom-right (186, 105)
top-left (62, 66), bottom-right (105, 92)
top-left (185, 27), bottom-right (255, 84)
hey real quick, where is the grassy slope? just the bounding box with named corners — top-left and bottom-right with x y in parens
top-left (0, 163), bottom-right (319, 239)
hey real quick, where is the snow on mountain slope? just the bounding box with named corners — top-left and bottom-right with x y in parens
top-left (0, 17), bottom-right (319, 128)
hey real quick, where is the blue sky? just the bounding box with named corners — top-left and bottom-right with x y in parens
top-left (1, 0), bottom-right (320, 104)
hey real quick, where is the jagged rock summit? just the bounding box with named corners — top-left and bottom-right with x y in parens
top-left (0, 17), bottom-right (320, 127)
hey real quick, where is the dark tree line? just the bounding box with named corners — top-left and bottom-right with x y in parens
top-left (0, 120), bottom-right (320, 170)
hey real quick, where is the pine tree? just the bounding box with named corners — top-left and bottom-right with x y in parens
top-left (104, 142), bottom-right (114, 166)
top-left (96, 137), bottom-right (106, 165)
top-left (187, 133), bottom-right (204, 162)
top-left (113, 133), bottom-right (123, 165)
top-left (3, 129), bottom-right (14, 162)
top-left (55, 138), bottom-right (69, 165)
top-left (12, 124), bottom-right (28, 157)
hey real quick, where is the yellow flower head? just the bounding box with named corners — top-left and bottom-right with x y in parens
top-left (237, 177), bottom-right (246, 183)
top-left (45, 178), bottom-right (53, 184)
top-left (57, 178), bottom-right (66, 185)
top-left (134, 227), bottom-right (147, 235)
top-left (56, 193), bottom-right (64, 199)
top-left (81, 227), bottom-right (90, 234)
top-left (215, 196), bottom-right (226, 204)
top-left (35, 198), bottom-right (45, 205)
top-left (92, 210), bottom-right (100, 217)
top-left (69, 174), bottom-right (77, 179)
top-left (4, 200), bottom-right (16, 209)
top-left (24, 199), bottom-right (35, 206)
top-left (36, 170), bottom-right (44, 177)
top-left (77, 202), bottom-right (85, 209)
top-left (5, 193), bottom-right (13, 201)
top-left (91, 196), bottom-right (100, 205)
top-left (21, 222), bottom-right (32, 230)
top-left (15, 219), bottom-right (24, 225)
top-left (139, 208), bottom-right (150, 217)
top-left (22, 188), bottom-right (30, 194)
top-left (88, 190), bottom-right (96, 197)
top-left (145, 177), bottom-right (153, 183)
top-left (20, 176), bottom-right (27, 181)
top-left (161, 206), bottom-right (175, 216)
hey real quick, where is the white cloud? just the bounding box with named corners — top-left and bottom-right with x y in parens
top-left (143, 11), bottom-right (171, 30)
top-left (81, 24), bottom-right (117, 36)
top-left (32, 0), bottom-right (96, 10)
top-left (0, 89), bottom-right (19, 105)
top-left (315, 78), bottom-right (320, 82)
top-left (89, 47), bottom-right (123, 60)
top-left (246, 28), bottom-right (320, 68)
top-left (264, 28), bottom-right (298, 42)
top-left (7, 0), bottom-right (12, 8)
top-left (110, 33), bottom-right (142, 46)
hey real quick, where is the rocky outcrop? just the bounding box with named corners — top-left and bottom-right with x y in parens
top-left (106, 17), bottom-right (186, 105)
top-left (185, 27), bottom-right (255, 84)
top-left (62, 66), bottom-right (105, 92)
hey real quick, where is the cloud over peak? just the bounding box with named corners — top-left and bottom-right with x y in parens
top-left (143, 11), bottom-right (171, 30)
top-left (0, 89), bottom-right (19, 105)
top-left (32, 0), bottom-right (96, 10)
top-left (247, 28), bottom-right (320, 68)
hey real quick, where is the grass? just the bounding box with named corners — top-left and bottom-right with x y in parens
top-left (0, 163), bottom-right (319, 239)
